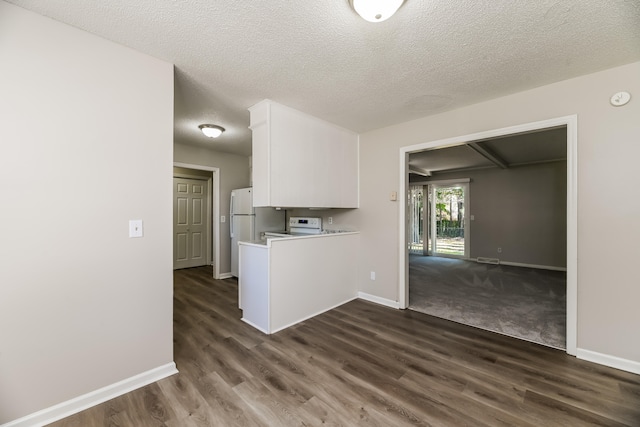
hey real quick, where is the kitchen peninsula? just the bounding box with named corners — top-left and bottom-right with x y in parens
top-left (238, 232), bottom-right (359, 334)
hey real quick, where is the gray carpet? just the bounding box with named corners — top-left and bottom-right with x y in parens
top-left (409, 255), bottom-right (566, 349)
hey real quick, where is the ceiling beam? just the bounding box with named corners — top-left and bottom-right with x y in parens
top-left (466, 143), bottom-right (508, 169)
top-left (408, 166), bottom-right (431, 177)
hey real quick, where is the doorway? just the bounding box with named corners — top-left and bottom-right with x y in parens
top-left (399, 115), bottom-right (578, 355)
top-left (173, 162), bottom-right (221, 279)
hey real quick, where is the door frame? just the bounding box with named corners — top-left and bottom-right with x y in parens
top-left (398, 115), bottom-right (578, 355)
top-left (174, 162), bottom-right (221, 279)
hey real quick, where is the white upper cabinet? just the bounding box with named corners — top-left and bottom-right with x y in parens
top-left (249, 99), bottom-right (359, 208)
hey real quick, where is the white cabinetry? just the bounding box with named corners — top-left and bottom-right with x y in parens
top-left (239, 233), bottom-right (359, 334)
top-left (249, 99), bottom-right (359, 208)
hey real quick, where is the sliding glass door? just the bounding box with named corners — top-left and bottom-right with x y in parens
top-left (430, 183), bottom-right (468, 258)
top-left (409, 182), bottom-right (469, 258)
top-left (408, 185), bottom-right (425, 254)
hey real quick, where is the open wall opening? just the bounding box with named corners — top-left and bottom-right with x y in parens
top-left (407, 128), bottom-right (567, 348)
top-left (399, 115), bottom-right (578, 355)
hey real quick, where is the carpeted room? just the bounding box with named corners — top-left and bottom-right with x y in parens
top-left (407, 128), bottom-right (568, 349)
top-left (409, 255), bottom-right (566, 348)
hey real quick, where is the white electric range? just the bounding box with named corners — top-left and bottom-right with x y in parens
top-left (264, 216), bottom-right (323, 238)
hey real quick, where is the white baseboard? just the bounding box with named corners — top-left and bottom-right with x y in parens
top-left (2, 362), bottom-right (178, 427)
top-left (577, 348), bottom-right (640, 375)
top-left (270, 296), bottom-right (359, 334)
top-left (218, 272), bottom-right (233, 279)
top-left (499, 260), bottom-right (567, 272)
top-left (358, 292), bottom-right (400, 309)
top-left (241, 317), bottom-right (270, 334)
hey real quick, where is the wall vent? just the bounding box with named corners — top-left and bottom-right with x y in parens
top-left (477, 257), bottom-right (500, 265)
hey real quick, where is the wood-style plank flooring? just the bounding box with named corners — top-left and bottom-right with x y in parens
top-left (51, 266), bottom-right (640, 426)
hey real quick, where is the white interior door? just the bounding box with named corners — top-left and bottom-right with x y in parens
top-left (174, 177), bottom-right (208, 269)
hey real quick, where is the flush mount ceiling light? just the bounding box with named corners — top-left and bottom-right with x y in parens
top-left (349, 0), bottom-right (405, 22)
top-left (198, 124), bottom-right (225, 138)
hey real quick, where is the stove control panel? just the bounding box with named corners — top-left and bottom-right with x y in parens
top-left (289, 216), bottom-right (322, 232)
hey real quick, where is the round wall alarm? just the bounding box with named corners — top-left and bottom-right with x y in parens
top-left (610, 91), bottom-right (631, 107)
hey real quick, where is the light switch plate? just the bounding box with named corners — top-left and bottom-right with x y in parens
top-left (129, 220), bottom-right (143, 238)
top-left (221, 216), bottom-right (226, 223)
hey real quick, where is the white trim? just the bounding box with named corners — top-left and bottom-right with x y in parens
top-left (358, 292), bottom-right (401, 309)
top-left (173, 162), bottom-right (221, 279)
top-left (400, 151), bottom-right (410, 307)
top-left (218, 272), bottom-right (233, 279)
top-left (241, 318), bottom-right (270, 334)
top-left (577, 349), bottom-right (640, 375)
top-left (356, 136), bottom-right (361, 208)
top-left (242, 293), bottom-right (361, 336)
top-left (2, 363), bottom-right (178, 427)
top-left (399, 115), bottom-right (578, 356)
top-left (499, 261), bottom-right (567, 272)
top-left (565, 115), bottom-right (578, 356)
top-left (269, 296), bottom-right (359, 334)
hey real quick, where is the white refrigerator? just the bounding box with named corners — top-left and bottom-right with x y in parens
top-left (230, 187), bottom-right (285, 277)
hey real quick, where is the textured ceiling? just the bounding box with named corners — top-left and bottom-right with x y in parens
top-left (7, 0), bottom-right (640, 156)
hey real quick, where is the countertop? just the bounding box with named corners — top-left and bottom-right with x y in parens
top-left (239, 231), bottom-right (359, 248)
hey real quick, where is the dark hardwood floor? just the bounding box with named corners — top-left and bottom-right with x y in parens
top-left (50, 266), bottom-right (640, 426)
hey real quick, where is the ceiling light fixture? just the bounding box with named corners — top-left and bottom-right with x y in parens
top-left (349, 0), bottom-right (405, 23)
top-left (198, 124), bottom-right (225, 138)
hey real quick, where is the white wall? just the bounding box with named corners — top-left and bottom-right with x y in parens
top-left (173, 143), bottom-right (250, 275)
top-left (339, 61), bottom-right (640, 364)
top-left (0, 2), bottom-right (175, 424)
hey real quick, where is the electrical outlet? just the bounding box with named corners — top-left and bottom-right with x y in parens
top-left (328, 217), bottom-right (333, 224)
top-left (497, 247), bottom-right (502, 253)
